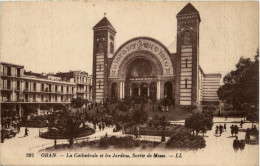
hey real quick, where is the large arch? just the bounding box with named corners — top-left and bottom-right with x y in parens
top-left (109, 37), bottom-right (174, 78)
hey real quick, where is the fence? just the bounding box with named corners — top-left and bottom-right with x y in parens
top-left (29, 134), bottom-right (168, 151)
top-left (21, 121), bottom-right (47, 128)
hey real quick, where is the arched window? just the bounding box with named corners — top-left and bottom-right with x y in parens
top-left (97, 41), bottom-right (104, 52)
top-left (183, 31), bottom-right (192, 44)
top-left (185, 59), bottom-right (188, 67)
top-left (98, 80), bottom-right (101, 89)
top-left (185, 79), bottom-right (188, 88)
top-left (110, 42), bottom-right (114, 54)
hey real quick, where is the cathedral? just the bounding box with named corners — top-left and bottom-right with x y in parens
top-left (92, 3), bottom-right (221, 106)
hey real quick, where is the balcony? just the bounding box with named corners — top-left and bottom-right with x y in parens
top-left (77, 90), bottom-right (85, 94)
top-left (1, 72), bottom-right (22, 78)
top-left (23, 89), bottom-right (41, 93)
top-left (1, 87), bottom-right (12, 91)
top-left (77, 82), bottom-right (85, 85)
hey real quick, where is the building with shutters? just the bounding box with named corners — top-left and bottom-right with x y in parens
top-left (1, 62), bottom-right (92, 117)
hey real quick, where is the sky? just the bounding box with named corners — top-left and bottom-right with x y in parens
top-left (1, 1), bottom-right (259, 80)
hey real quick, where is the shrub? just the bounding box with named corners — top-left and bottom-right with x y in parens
top-left (99, 136), bottom-right (140, 149)
top-left (135, 140), bottom-right (141, 147)
top-left (166, 132), bottom-right (206, 149)
top-left (116, 136), bottom-right (136, 148)
top-left (99, 136), bottom-right (109, 148)
top-left (116, 101), bottom-right (128, 112)
top-left (109, 136), bottom-right (118, 145)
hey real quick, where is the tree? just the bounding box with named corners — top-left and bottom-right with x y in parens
top-left (22, 104), bottom-right (39, 117)
top-left (71, 97), bottom-right (86, 110)
top-left (201, 109), bottom-right (214, 130)
top-left (246, 105), bottom-right (259, 128)
top-left (185, 113), bottom-right (206, 135)
top-left (130, 108), bottom-right (148, 124)
top-left (50, 108), bottom-right (85, 147)
top-left (53, 104), bottom-right (67, 111)
top-left (218, 50), bottom-right (259, 110)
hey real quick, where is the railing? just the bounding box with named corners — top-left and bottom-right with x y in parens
top-left (21, 121), bottom-right (47, 128)
top-left (31, 132), bottom-right (167, 151)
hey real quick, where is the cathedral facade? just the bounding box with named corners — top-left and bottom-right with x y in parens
top-left (92, 3), bottom-right (221, 106)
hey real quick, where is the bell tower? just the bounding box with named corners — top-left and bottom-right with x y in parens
top-left (92, 15), bottom-right (116, 103)
top-left (175, 3), bottom-right (201, 106)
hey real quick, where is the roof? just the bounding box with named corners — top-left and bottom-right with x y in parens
top-left (1, 62), bottom-right (24, 68)
top-left (177, 3), bottom-right (200, 21)
top-left (93, 17), bottom-right (116, 33)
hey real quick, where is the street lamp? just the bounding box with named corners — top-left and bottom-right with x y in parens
top-left (54, 119), bottom-right (58, 147)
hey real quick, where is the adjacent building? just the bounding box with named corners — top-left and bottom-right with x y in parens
top-left (199, 67), bottom-right (222, 105)
top-left (55, 71), bottom-right (92, 101)
top-left (1, 62), bottom-right (92, 117)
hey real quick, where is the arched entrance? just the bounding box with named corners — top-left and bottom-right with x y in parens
top-left (111, 83), bottom-right (118, 99)
top-left (164, 81), bottom-right (173, 100)
top-left (108, 37), bottom-right (175, 101)
top-left (149, 82), bottom-right (157, 101)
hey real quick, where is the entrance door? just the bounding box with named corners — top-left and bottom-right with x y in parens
top-left (132, 83), bottom-right (139, 97)
top-left (111, 83), bottom-right (118, 99)
top-left (140, 83), bottom-right (148, 97)
top-left (150, 82), bottom-right (157, 101)
top-left (164, 81), bottom-right (173, 100)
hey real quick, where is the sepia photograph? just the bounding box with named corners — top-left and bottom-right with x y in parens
top-left (0, 1), bottom-right (259, 166)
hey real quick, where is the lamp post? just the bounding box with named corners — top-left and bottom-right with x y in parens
top-left (54, 119), bottom-right (58, 147)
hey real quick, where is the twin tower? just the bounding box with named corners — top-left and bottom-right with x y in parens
top-left (92, 3), bottom-right (202, 106)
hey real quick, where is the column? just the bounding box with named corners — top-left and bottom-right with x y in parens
top-left (130, 87), bottom-right (132, 97)
top-left (122, 82), bottom-right (125, 99)
top-left (157, 81), bottom-right (161, 100)
top-left (119, 82), bottom-right (122, 99)
top-left (148, 86), bottom-right (150, 97)
top-left (138, 86), bottom-right (141, 96)
top-left (119, 81), bottom-right (125, 99)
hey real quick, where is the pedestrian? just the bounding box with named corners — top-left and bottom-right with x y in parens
top-left (215, 125), bottom-right (219, 135)
top-left (225, 115), bottom-right (228, 121)
top-left (233, 136), bottom-right (239, 149)
top-left (99, 123), bottom-right (102, 131)
top-left (219, 125), bottom-right (223, 135)
top-left (230, 125), bottom-right (234, 136)
top-left (224, 123), bottom-right (226, 131)
top-left (17, 122), bottom-right (20, 133)
top-left (24, 127), bottom-right (29, 137)
top-left (245, 129), bottom-right (250, 140)
top-left (234, 125), bottom-right (239, 136)
top-left (240, 119), bottom-right (244, 128)
top-left (102, 123), bottom-right (105, 131)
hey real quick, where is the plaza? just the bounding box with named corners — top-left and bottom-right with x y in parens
top-left (0, 117), bottom-right (258, 166)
